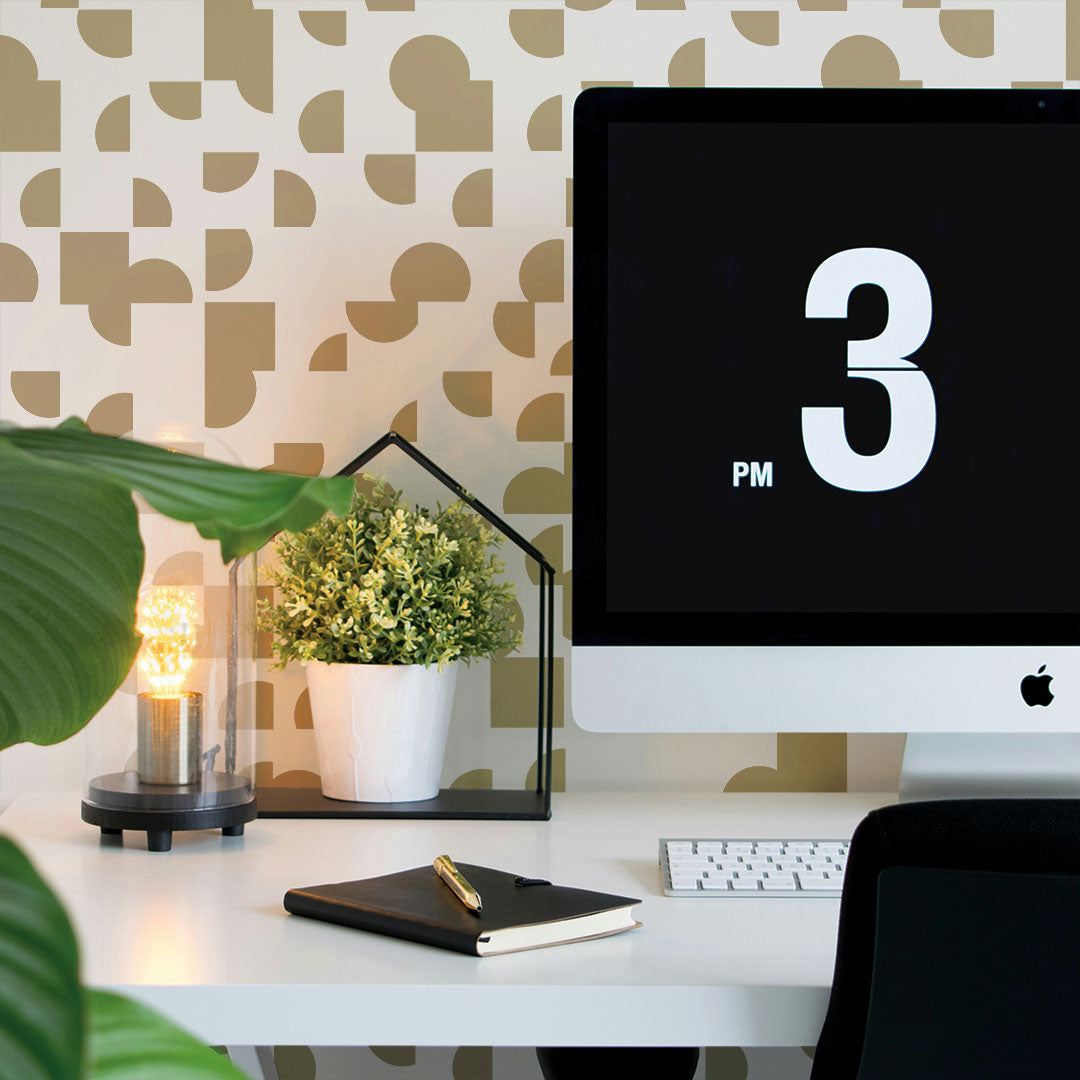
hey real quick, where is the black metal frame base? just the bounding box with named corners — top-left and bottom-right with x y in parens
top-left (81, 794), bottom-right (257, 851)
top-left (256, 786), bottom-right (550, 820)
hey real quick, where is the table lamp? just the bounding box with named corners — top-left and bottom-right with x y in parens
top-left (80, 425), bottom-right (258, 851)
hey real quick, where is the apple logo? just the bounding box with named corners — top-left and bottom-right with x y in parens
top-left (1020, 665), bottom-right (1054, 707)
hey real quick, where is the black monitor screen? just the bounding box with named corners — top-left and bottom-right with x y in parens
top-left (572, 89), bottom-right (1080, 646)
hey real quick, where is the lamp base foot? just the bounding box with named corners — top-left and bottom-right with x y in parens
top-left (147, 829), bottom-right (172, 852)
top-left (81, 783), bottom-right (257, 853)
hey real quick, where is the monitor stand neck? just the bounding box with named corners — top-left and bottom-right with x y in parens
top-left (900, 734), bottom-right (1080, 800)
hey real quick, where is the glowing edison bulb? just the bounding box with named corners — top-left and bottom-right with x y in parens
top-left (137, 587), bottom-right (199, 697)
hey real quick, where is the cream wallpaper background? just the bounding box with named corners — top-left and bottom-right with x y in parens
top-left (1, 1), bottom-right (1077, 1076)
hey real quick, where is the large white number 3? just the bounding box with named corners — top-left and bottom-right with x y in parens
top-left (802, 247), bottom-right (936, 493)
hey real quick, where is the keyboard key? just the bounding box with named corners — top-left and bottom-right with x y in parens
top-left (731, 878), bottom-right (760, 891)
top-left (702, 880), bottom-right (731, 890)
top-left (762, 879), bottom-right (798, 891)
top-left (670, 879), bottom-right (700, 890)
top-left (799, 878), bottom-right (841, 891)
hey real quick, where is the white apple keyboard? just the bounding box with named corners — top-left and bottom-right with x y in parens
top-left (660, 838), bottom-right (850, 896)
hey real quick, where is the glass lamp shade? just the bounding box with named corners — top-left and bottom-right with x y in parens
top-left (80, 426), bottom-right (257, 851)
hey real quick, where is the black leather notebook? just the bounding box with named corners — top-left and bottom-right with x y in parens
top-left (284, 862), bottom-right (642, 956)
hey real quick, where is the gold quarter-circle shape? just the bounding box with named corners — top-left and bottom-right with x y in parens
top-left (443, 371), bottom-right (492, 417)
top-left (299, 10), bottom-right (347, 46)
top-left (520, 239), bottom-right (564, 303)
top-left (274, 170), bottom-right (317, 227)
top-left (0, 243), bottom-right (39, 301)
top-left (668, 38), bottom-right (705, 85)
top-left (293, 689), bottom-right (313, 730)
top-left (299, 90), bottom-right (344, 153)
top-left (132, 178), bottom-right (171, 227)
top-left (526, 525), bottom-right (566, 584)
top-left (731, 11), bottom-right (779, 47)
top-left (527, 96), bottom-right (562, 151)
top-left (77, 9), bottom-right (131, 57)
top-left (516, 393), bottom-right (565, 442)
top-left (452, 1047), bottom-right (492, 1080)
top-left (309, 333), bottom-right (347, 371)
top-left (453, 168), bottom-right (492, 227)
top-left (449, 769), bottom-right (493, 790)
top-left (203, 152), bottom-right (259, 193)
top-left (206, 229), bottom-right (254, 291)
top-left (127, 259), bottom-right (192, 303)
top-left (525, 749), bottom-right (565, 792)
top-left (725, 733), bottom-right (847, 792)
top-left (509, 9), bottom-right (564, 58)
top-left (272, 1046), bottom-right (314, 1078)
top-left (21, 168), bottom-right (60, 227)
top-left (821, 35), bottom-right (903, 88)
top-left (566, 0), bottom-right (612, 8)
top-left (504, 444), bottom-right (572, 514)
top-left (390, 400), bottom-right (418, 441)
top-left (371, 1048), bottom-right (416, 1067)
top-left (390, 243), bottom-right (470, 302)
top-left (95, 95), bottom-right (129, 152)
top-left (939, 9), bottom-right (994, 58)
top-left (149, 81), bottom-right (202, 120)
top-left (346, 300), bottom-right (418, 342)
top-left (493, 301), bottom-right (535, 357)
top-left (87, 392), bottom-right (133, 437)
top-left (10, 370), bottom-right (58, 415)
top-left (364, 154), bottom-right (415, 204)
top-left (551, 340), bottom-right (572, 376)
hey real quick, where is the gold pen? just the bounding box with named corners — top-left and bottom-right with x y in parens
top-left (434, 855), bottom-right (483, 913)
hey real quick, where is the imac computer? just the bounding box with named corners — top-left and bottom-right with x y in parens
top-left (571, 87), bottom-right (1080, 798)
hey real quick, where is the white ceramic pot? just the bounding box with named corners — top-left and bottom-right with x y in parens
top-left (305, 660), bottom-right (459, 802)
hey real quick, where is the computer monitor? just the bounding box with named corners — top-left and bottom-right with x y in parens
top-left (571, 88), bottom-right (1080, 797)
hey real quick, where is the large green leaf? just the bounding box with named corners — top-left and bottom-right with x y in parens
top-left (4, 420), bottom-right (354, 562)
top-left (0, 437), bottom-right (142, 749)
top-left (0, 837), bottom-right (83, 1080)
top-left (85, 991), bottom-right (246, 1079)
top-left (0, 421), bottom-right (353, 749)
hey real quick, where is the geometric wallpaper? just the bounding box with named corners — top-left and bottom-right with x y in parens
top-left (1, 3), bottom-right (1077, 1074)
top-left (2, 0), bottom-right (1078, 797)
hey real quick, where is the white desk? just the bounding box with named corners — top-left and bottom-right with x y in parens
top-left (0, 791), bottom-right (893, 1048)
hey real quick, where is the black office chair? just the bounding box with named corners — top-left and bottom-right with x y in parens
top-left (535, 1047), bottom-right (699, 1080)
top-left (810, 798), bottom-right (1080, 1080)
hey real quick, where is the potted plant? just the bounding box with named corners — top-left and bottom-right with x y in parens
top-left (260, 477), bottom-right (522, 802)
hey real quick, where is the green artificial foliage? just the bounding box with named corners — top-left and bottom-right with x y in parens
top-left (261, 477), bottom-right (523, 668)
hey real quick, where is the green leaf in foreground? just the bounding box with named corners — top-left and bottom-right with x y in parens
top-left (85, 991), bottom-right (246, 1080)
top-left (0, 421), bottom-right (354, 749)
top-left (0, 438), bottom-right (142, 749)
top-left (3, 420), bottom-right (354, 563)
top-left (0, 837), bottom-right (83, 1080)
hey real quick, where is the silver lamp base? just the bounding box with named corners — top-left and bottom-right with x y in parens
top-left (137, 691), bottom-right (202, 785)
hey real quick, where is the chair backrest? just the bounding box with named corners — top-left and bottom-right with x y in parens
top-left (809, 798), bottom-right (1080, 1080)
